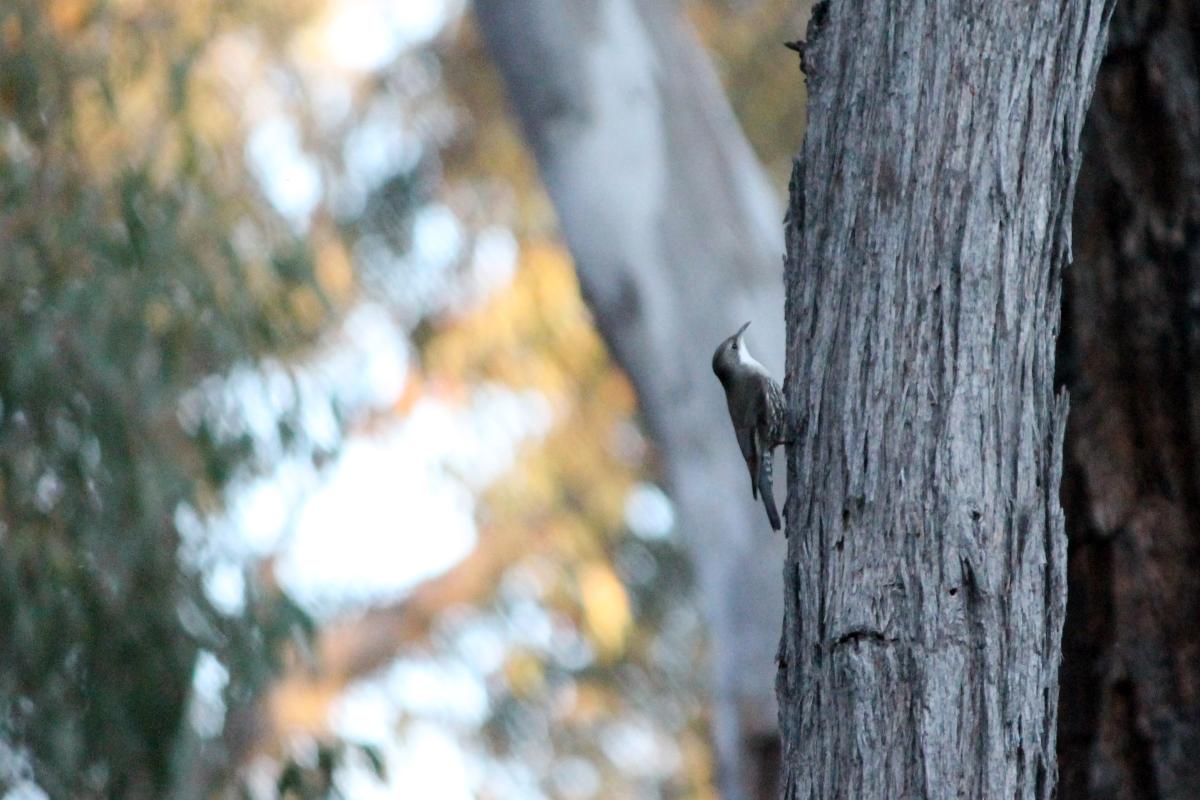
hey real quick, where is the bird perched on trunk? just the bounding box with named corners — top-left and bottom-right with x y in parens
top-left (712, 321), bottom-right (786, 531)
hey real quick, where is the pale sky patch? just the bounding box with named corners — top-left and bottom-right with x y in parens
top-left (274, 421), bottom-right (478, 609)
top-left (321, 0), bottom-right (450, 72)
top-left (245, 116), bottom-right (322, 229)
top-left (273, 384), bottom-right (552, 611)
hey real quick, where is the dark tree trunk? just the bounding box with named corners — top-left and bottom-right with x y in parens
top-left (1057, 2), bottom-right (1200, 798)
top-left (779, 2), bottom-right (1112, 798)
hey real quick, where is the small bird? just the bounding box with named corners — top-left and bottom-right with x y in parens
top-left (712, 321), bottom-right (786, 531)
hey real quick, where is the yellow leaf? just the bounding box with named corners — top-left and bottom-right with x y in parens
top-left (288, 285), bottom-right (325, 331)
top-left (270, 679), bottom-right (338, 736)
top-left (49, 0), bottom-right (90, 34)
top-left (145, 300), bottom-right (171, 334)
top-left (314, 234), bottom-right (354, 305)
top-left (569, 681), bottom-right (614, 724)
top-left (503, 650), bottom-right (545, 698)
top-left (578, 562), bottom-right (630, 660)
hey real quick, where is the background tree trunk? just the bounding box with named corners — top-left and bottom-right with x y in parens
top-left (1058, 2), bottom-right (1200, 797)
top-left (473, 2), bottom-right (786, 797)
top-left (779, 2), bottom-right (1111, 798)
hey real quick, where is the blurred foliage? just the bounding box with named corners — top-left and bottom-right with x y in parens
top-left (0, 0), bottom-right (808, 797)
top-left (274, 738), bottom-right (386, 799)
top-left (0, 0), bottom-right (364, 796)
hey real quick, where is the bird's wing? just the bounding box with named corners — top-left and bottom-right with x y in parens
top-left (759, 374), bottom-right (783, 443)
top-left (755, 428), bottom-right (781, 531)
top-left (735, 425), bottom-right (758, 499)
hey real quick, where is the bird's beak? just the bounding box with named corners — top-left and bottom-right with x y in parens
top-left (735, 320), bottom-right (751, 339)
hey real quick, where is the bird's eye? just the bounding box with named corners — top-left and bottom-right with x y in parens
top-left (732, 342), bottom-right (738, 350)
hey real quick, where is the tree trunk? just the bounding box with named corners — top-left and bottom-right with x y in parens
top-left (473, 2), bottom-right (786, 797)
top-left (779, 2), bottom-right (1112, 798)
top-left (1058, 2), bottom-right (1200, 797)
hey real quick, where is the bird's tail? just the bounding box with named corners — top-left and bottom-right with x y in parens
top-left (758, 450), bottom-right (781, 531)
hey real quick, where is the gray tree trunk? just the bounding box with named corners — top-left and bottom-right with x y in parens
top-left (473, 2), bottom-right (786, 797)
top-left (1058, 1), bottom-right (1200, 797)
top-left (779, 2), bottom-right (1112, 798)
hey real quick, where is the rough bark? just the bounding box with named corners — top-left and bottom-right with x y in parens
top-left (1058, 2), bottom-right (1200, 797)
top-left (780, 2), bottom-right (1112, 798)
top-left (472, 2), bottom-right (786, 797)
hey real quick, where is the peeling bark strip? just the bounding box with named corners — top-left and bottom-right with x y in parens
top-left (780, 2), bottom-right (1112, 798)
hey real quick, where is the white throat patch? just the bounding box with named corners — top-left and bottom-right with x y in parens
top-left (737, 344), bottom-right (762, 370)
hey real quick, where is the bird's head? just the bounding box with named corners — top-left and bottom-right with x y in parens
top-left (712, 320), bottom-right (752, 381)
